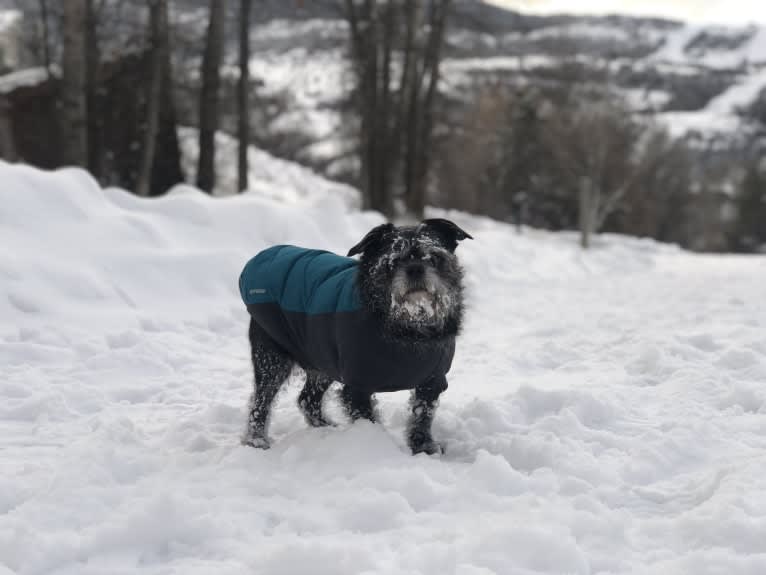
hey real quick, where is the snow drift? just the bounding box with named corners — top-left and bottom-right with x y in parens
top-left (1, 161), bottom-right (766, 575)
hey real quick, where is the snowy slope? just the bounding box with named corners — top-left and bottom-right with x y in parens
top-left (0, 68), bottom-right (52, 95)
top-left (660, 65), bottom-right (766, 135)
top-left (176, 126), bottom-right (359, 207)
top-left (653, 25), bottom-right (766, 135)
top-left (651, 24), bottom-right (766, 68)
top-left (238, 14), bottom-right (766, 153)
top-left (2, 162), bottom-right (766, 574)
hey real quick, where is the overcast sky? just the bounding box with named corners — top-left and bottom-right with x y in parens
top-left (485, 0), bottom-right (765, 25)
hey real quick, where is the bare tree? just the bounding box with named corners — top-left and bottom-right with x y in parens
top-left (614, 129), bottom-right (693, 244)
top-left (343, 0), bottom-right (452, 218)
top-left (196, 0), bottom-right (225, 194)
top-left (38, 0), bottom-right (53, 77)
top-left (136, 0), bottom-right (168, 197)
top-left (85, 0), bottom-right (104, 179)
top-left (403, 0), bottom-right (451, 218)
top-left (544, 98), bottom-right (640, 248)
top-left (0, 96), bottom-right (16, 161)
top-left (62, 0), bottom-right (88, 167)
top-left (733, 154), bottom-right (766, 252)
top-left (238, 0), bottom-right (253, 193)
top-left (435, 84), bottom-right (508, 215)
top-left (344, 0), bottom-right (393, 215)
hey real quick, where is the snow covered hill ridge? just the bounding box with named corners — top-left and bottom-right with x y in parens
top-left (0, 160), bottom-right (674, 327)
top-left (0, 161), bottom-right (376, 327)
top-left (2, 161), bottom-right (766, 574)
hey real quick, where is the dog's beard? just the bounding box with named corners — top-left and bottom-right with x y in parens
top-left (357, 233), bottom-right (466, 343)
top-left (388, 268), bottom-right (455, 331)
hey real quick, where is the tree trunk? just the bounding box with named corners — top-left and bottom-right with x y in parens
top-left (344, 0), bottom-right (396, 218)
top-left (0, 96), bottom-right (16, 161)
top-left (38, 0), bottom-right (52, 78)
top-left (136, 0), bottom-right (167, 198)
top-left (150, 57), bottom-right (185, 195)
top-left (396, 0), bottom-right (418, 175)
top-left (62, 0), bottom-right (88, 167)
top-left (344, 0), bottom-right (449, 219)
top-left (377, 0), bottom-right (395, 217)
top-left (579, 178), bottom-right (593, 249)
top-left (364, 0), bottom-right (380, 212)
top-left (405, 0), bottom-right (450, 219)
top-left (85, 0), bottom-right (103, 179)
top-left (343, 0), bottom-right (370, 209)
top-left (196, 0), bottom-right (225, 194)
top-left (237, 0), bottom-right (253, 193)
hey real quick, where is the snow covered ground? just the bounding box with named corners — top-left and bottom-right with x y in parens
top-left (1, 161), bottom-right (766, 574)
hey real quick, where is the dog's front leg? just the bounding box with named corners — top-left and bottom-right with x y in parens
top-left (298, 370), bottom-right (334, 427)
top-left (341, 385), bottom-right (377, 423)
top-left (407, 378), bottom-right (446, 455)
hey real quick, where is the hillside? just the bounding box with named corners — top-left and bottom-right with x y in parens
top-left (232, 1), bottom-right (766, 168)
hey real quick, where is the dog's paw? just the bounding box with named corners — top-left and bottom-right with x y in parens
top-left (304, 415), bottom-right (335, 428)
top-left (410, 440), bottom-right (445, 456)
top-left (242, 436), bottom-right (271, 449)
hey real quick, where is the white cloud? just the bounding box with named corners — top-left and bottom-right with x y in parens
top-left (484, 0), bottom-right (766, 25)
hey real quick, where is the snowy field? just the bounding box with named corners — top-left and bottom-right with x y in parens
top-left (1, 161), bottom-right (766, 574)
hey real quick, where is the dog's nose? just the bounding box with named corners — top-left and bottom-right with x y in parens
top-left (406, 263), bottom-right (425, 280)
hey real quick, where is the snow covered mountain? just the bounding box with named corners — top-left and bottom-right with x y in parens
top-left (2, 156), bottom-right (766, 573)
top-left (232, 1), bottom-right (766, 166)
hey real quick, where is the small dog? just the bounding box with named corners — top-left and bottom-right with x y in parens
top-left (238, 218), bottom-right (472, 454)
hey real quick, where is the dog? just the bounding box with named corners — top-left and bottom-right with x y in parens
top-left (238, 218), bottom-right (472, 454)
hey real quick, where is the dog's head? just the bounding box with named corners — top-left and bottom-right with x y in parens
top-left (348, 219), bottom-right (472, 342)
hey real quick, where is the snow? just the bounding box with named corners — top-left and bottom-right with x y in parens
top-left (527, 22), bottom-right (633, 43)
top-left (0, 9), bottom-right (19, 30)
top-left (620, 87), bottom-right (672, 112)
top-left (484, 0), bottom-right (766, 26)
top-left (706, 65), bottom-right (766, 113)
top-left (243, 46), bottom-right (347, 140)
top-left (2, 160), bottom-right (766, 574)
top-left (241, 19), bottom-right (351, 155)
top-left (444, 55), bottom-right (556, 75)
top-left (652, 24), bottom-right (766, 69)
top-left (0, 68), bottom-right (51, 95)
top-left (442, 55), bottom-right (556, 93)
top-left (647, 24), bottom-right (766, 136)
top-left (659, 65), bottom-right (766, 136)
top-left (443, 20), bottom-right (765, 135)
top-left (177, 126), bottom-right (359, 208)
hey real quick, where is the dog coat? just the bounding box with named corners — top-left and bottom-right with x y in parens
top-left (239, 245), bottom-right (453, 394)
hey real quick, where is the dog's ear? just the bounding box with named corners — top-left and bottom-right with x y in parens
top-left (347, 223), bottom-right (395, 257)
top-left (422, 219), bottom-right (473, 252)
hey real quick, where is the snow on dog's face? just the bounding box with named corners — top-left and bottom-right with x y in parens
top-left (387, 235), bottom-right (454, 324)
top-left (348, 219), bottom-right (472, 342)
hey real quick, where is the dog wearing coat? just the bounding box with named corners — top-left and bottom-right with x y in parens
top-left (238, 218), bottom-right (472, 454)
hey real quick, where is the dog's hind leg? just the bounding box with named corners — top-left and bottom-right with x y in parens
top-left (242, 319), bottom-right (293, 449)
top-left (341, 385), bottom-right (377, 423)
top-left (298, 370), bottom-right (334, 427)
top-left (407, 378), bottom-right (446, 455)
